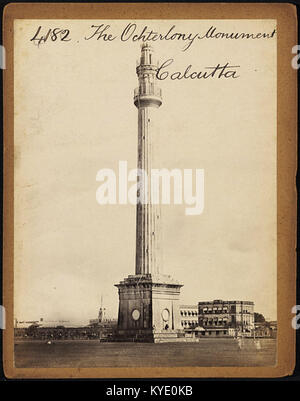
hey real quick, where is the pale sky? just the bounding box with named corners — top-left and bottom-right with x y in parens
top-left (14, 19), bottom-right (277, 324)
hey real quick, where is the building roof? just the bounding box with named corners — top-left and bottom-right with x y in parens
top-left (198, 300), bottom-right (254, 305)
top-left (180, 305), bottom-right (198, 309)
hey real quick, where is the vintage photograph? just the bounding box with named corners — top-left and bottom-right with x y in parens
top-left (10, 16), bottom-right (280, 371)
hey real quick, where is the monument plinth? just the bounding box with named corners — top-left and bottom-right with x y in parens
top-left (115, 44), bottom-right (183, 342)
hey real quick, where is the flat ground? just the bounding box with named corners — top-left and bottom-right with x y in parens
top-left (14, 338), bottom-right (276, 368)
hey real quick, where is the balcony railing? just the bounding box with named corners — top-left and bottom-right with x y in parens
top-left (134, 85), bottom-right (162, 99)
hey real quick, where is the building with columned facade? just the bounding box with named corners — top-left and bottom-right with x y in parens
top-left (198, 300), bottom-right (255, 337)
top-left (180, 305), bottom-right (198, 329)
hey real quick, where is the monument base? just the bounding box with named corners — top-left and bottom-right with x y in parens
top-left (114, 274), bottom-right (184, 343)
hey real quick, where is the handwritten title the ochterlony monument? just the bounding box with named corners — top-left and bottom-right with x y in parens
top-left (114, 44), bottom-right (183, 342)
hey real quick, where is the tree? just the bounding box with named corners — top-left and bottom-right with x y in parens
top-left (254, 312), bottom-right (265, 323)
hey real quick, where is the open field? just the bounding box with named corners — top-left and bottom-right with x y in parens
top-left (14, 338), bottom-right (276, 368)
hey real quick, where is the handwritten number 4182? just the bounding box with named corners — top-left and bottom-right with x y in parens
top-left (30, 26), bottom-right (71, 45)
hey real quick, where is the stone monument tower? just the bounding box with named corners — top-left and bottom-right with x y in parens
top-left (115, 44), bottom-right (183, 342)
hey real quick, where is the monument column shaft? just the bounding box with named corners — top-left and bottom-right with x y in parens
top-left (135, 107), bottom-right (161, 276)
top-left (134, 43), bottom-right (163, 277)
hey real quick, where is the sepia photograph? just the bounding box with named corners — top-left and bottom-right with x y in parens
top-left (2, 3), bottom-right (297, 379)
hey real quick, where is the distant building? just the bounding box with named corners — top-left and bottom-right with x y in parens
top-left (198, 300), bottom-right (255, 337)
top-left (14, 309), bottom-right (118, 340)
top-left (268, 321), bottom-right (277, 338)
top-left (254, 320), bottom-right (277, 338)
top-left (15, 319), bottom-right (118, 341)
top-left (89, 306), bottom-right (116, 327)
top-left (179, 305), bottom-right (198, 329)
top-left (88, 305), bottom-right (117, 341)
